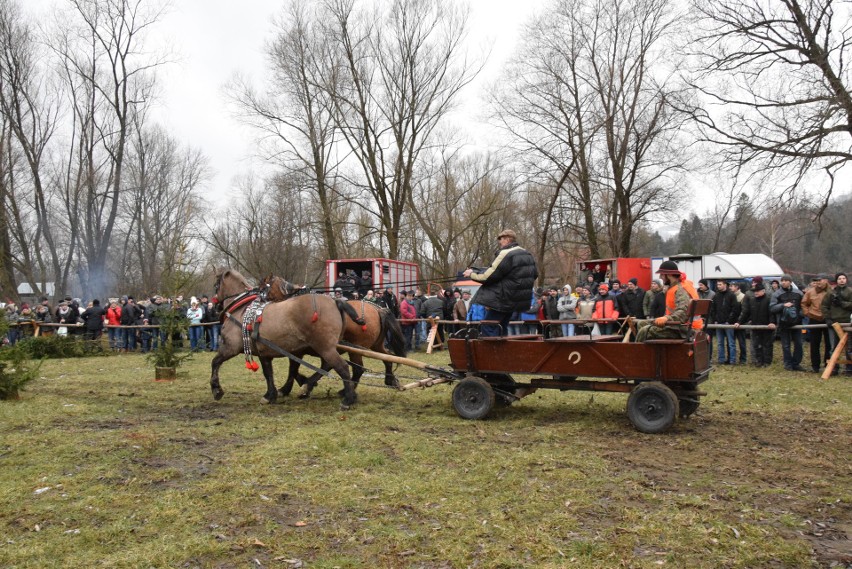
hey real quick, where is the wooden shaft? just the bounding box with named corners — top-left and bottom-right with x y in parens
top-left (400, 376), bottom-right (452, 391)
top-left (336, 343), bottom-right (428, 369)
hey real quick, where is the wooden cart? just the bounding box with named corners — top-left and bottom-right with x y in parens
top-left (340, 300), bottom-right (712, 434)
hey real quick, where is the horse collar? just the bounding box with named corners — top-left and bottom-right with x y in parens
top-left (222, 292), bottom-right (258, 319)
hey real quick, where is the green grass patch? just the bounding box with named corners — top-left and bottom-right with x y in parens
top-left (0, 346), bottom-right (849, 568)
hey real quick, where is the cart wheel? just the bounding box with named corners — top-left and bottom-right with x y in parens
top-left (627, 382), bottom-right (679, 434)
top-left (452, 377), bottom-right (496, 420)
top-left (678, 398), bottom-right (700, 418)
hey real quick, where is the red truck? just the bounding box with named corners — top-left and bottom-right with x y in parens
top-left (326, 258), bottom-right (421, 293)
top-left (576, 257), bottom-right (653, 290)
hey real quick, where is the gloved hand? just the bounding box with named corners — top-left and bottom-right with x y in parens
top-left (654, 316), bottom-right (668, 327)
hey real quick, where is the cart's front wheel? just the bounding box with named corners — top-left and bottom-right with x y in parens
top-left (452, 376), bottom-right (495, 420)
top-left (627, 381), bottom-right (679, 433)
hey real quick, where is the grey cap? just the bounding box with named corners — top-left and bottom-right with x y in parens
top-left (780, 273), bottom-right (793, 281)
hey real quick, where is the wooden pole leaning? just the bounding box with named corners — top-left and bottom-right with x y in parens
top-left (821, 322), bottom-right (849, 380)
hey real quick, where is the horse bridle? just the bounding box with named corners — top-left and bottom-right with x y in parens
top-left (214, 272), bottom-right (255, 310)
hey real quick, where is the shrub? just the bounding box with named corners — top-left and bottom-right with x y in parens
top-left (13, 335), bottom-right (91, 359)
top-left (146, 306), bottom-right (192, 369)
top-left (0, 345), bottom-right (41, 400)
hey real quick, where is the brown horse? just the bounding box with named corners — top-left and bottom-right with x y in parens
top-left (260, 275), bottom-right (407, 397)
top-left (211, 269), bottom-right (358, 409)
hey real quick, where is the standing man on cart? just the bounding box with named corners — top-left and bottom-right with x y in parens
top-left (463, 229), bottom-right (538, 337)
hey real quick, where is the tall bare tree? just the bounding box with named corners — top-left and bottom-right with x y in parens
top-left (322, 0), bottom-right (481, 257)
top-left (118, 123), bottom-right (209, 295)
top-left (408, 147), bottom-right (510, 278)
top-left (228, 0), bottom-right (346, 260)
top-left (493, 0), bottom-right (686, 259)
top-left (0, 0), bottom-right (65, 297)
top-left (53, 0), bottom-right (167, 299)
top-left (686, 0), bottom-right (852, 210)
top-left (205, 173), bottom-right (321, 284)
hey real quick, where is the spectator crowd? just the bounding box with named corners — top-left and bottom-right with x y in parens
top-left (3, 268), bottom-right (850, 376)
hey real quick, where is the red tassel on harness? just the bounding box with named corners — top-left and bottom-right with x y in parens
top-left (245, 361), bottom-right (252, 370)
top-left (250, 361), bottom-right (259, 372)
top-left (246, 323), bottom-right (253, 332)
top-left (361, 324), bottom-right (367, 331)
top-left (312, 311), bottom-right (318, 323)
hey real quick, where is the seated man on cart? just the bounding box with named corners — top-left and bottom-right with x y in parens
top-left (463, 229), bottom-right (538, 337)
top-left (636, 260), bottom-right (700, 342)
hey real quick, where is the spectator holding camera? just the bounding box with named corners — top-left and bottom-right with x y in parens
top-left (821, 272), bottom-right (852, 375)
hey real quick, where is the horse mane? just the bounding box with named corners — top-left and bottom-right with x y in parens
top-left (260, 274), bottom-right (300, 302)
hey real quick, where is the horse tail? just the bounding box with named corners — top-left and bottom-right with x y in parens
top-left (381, 308), bottom-right (407, 357)
top-left (335, 299), bottom-right (366, 327)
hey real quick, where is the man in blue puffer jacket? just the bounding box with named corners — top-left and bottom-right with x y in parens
top-left (463, 229), bottom-right (538, 337)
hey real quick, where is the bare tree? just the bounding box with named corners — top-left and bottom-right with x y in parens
top-left (52, 0), bottom-right (168, 299)
top-left (118, 123), bottom-right (209, 295)
top-left (0, 0), bottom-right (65, 297)
top-left (228, 0), bottom-right (346, 260)
top-left (408, 147), bottom-right (510, 278)
top-left (686, 0), bottom-right (852, 210)
top-left (493, 0), bottom-right (685, 259)
top-left (205, 173), bottom-right (321, 284)
top-left (322, 0), bottom-right (481, 258)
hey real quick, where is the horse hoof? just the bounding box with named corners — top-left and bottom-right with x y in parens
top-left (340, 403), bottom-right (350, 411)
top-left (213, 389), bottom-right (224, 401)
top-left (262, 396), bottom-right (276, 404)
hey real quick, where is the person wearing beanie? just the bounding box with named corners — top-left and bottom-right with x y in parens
top-left (186, 297), bottom-right (204, 352)
top-left (697, 278), bottom-right (715, 302)
top-left (637, 260), bottom-right (699, 342)
top-left (643, 279), bottom-right (666, 320)
top-left (770, 274), bottom-right (805, 371)
top-left (617, 277), bottom-right (645, 319)
top-left (736, 275), bottom-right (775, 367)
top-left (821, 271), bottom-right (852, 375)
top-left (802, 274), bottom-right (831, 372)
top-left (592, 283), bottom-right (619, 335)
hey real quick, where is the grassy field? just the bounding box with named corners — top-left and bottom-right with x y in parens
top-left (0, 346), bottom-right (850, 568)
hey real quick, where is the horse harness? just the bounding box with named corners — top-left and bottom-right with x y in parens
top-left (222, 290), bottom-right (332, 379)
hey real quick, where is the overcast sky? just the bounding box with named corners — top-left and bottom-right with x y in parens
top-left (27, 0), bottom-right (546, 202)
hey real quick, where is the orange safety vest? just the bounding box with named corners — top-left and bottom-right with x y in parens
top-left (665, 280), bottom-right (703, 330)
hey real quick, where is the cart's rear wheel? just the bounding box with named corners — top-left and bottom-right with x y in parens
top-left (627, 381), bottom-right (679, 434)
top-left (452, 376), bottom-right (495, 420)
top-left (678, 398), bottom-right (700, 418)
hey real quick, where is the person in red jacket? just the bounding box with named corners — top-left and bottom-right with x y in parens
top-left (105, 300), bottom-right (122, 351)
top-left (592, 283), bottom-right (620, 335)
top-left (399, 290), bottom-right (417, 352)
